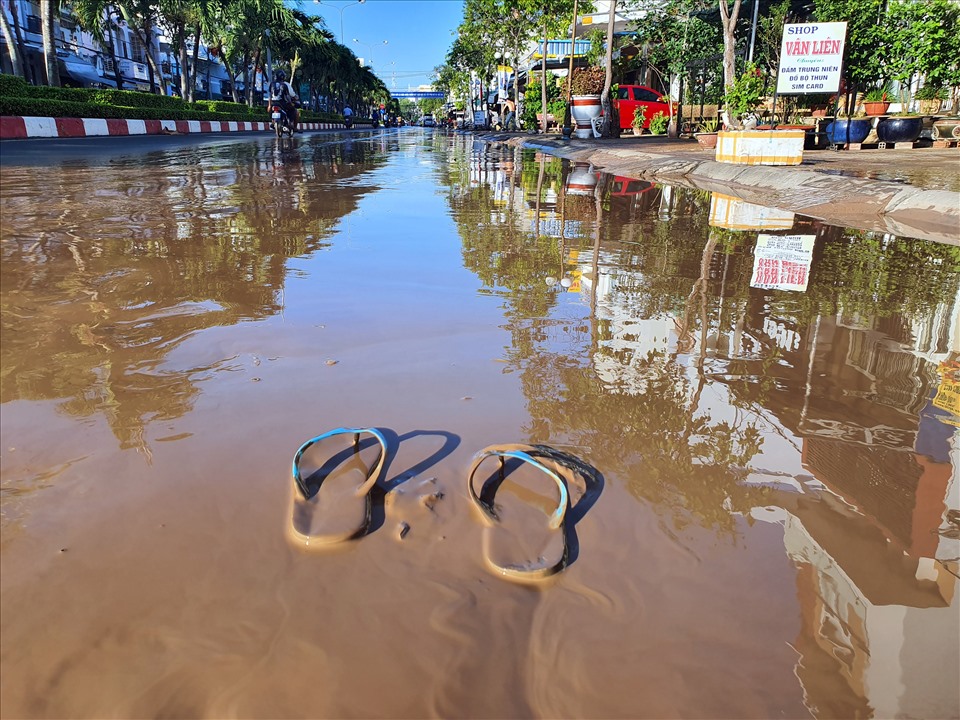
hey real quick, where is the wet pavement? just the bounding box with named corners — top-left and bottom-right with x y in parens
top-left (1, 128), bottom-right (958, 719)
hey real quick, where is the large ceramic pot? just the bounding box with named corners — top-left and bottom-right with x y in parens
top-left (932, 119), bottom-right (960, 139)
top-left (877, 116), bottom-right (923, 143)
top-left (570, 95), bottom-right (602, 139)
top-left (824, 118), bottom-right (872, 144)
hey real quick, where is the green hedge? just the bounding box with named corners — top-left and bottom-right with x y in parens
top-left (0, 74), bottom-right (353, 125)
top-left (0, 74), bottom-right (29, 96)
top-left (198, 100), bottom-right (259, 115)
top-left (88, 88), bottom-right (187, 110)
top-left (0, 95), bottom-right (256, 122)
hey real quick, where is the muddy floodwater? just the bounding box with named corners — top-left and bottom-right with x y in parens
top-left (1, 130), bottom-right (959, 719)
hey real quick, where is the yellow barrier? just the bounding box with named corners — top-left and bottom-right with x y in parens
top-left (715, 129), bottom-right (805, 166)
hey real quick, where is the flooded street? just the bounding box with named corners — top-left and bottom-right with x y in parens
top-left (1, 129), bottom-right (958, 719)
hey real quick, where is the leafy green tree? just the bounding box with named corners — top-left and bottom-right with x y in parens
top-left (885, 0), bottom-right (960, 106)
top-left (814, 0), bottom-right (888, 92)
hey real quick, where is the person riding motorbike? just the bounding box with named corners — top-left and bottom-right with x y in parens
top-left (268, 70), bottom-right (299, 133)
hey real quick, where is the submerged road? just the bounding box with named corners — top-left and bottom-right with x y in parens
top-left (1, 128), bottom-right (958, 719)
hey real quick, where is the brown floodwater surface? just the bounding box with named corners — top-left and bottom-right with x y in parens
top-left (1, 130), bottom-right (958, 719)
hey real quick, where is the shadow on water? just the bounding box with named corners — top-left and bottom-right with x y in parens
top-left (366, 429), bottom-right (461, 536)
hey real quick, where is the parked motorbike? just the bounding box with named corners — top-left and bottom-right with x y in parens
top-left (270, 103), bottom-right (295, 138)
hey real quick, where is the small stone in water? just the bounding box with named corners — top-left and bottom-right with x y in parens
top-left (325, 359), bottom-right (338, 366)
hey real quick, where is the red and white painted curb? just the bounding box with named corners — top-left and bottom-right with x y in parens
top-left (0, 116), bottom-right (344, 140)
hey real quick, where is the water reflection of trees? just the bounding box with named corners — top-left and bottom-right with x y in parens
top-left (443, 136), bottom-right (960, 536)
top-left (1, 140), bottom-right (386, 457)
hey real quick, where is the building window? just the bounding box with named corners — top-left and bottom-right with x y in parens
top-left (26, 15), bottom-right (42, 34)
top-left (129, 35), bottom-right (146, 64)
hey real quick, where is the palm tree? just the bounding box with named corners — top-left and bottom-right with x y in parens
top-left (39, 0), bottom-right (60, 85)
top-left (0, 3), bottom-right (25, 77)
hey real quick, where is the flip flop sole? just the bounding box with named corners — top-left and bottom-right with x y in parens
top-left (288, 427), bottom-right (388, 549)
top-left (467, 445), bottom-right (570, 582)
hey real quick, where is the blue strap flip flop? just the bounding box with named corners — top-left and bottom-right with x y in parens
top-left (289, 427), bottom-right (389, 548)
top-left (467, 444), bottom-right (570, 582)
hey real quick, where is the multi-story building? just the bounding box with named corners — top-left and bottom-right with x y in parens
top-left (0, 0), bottom-right (236, 99)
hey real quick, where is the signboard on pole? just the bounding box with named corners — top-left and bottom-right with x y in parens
top-left (751, 234), bottom-right (816, 292)
top-left (776, 22), bottom-right (846, 95)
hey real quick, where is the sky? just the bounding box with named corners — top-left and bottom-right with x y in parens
top-left (301, 0), bottom-right (465, 90)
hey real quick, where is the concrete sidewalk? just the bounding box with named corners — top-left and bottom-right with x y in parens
top-left (478, 132), bottom-right (960, 246)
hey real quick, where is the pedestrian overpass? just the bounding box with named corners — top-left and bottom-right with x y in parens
top-left (391, 91), bottom-right (445, 100)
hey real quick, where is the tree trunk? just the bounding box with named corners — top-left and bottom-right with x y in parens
top-left (175, 21), bottom-right (188, 98)
top-left (106, 12), bottom-right (123, 90)
top-left (228, 58), bottom-right (239, 102)
top-left (188, 22), bottom-right (200, 101)
top-left (540, 24), bottom-right (547, 133)
top-left (247, 45), bottom-right (261, 106)
top-left (137, 21), bottom-right (164, 94)
top-left (241, 49), bottom-right (251, 105)
top-left (719, 0), bottom-right (742, 90)
top-left (0, 4), bottom-right (24, 77)
top-left (10, 2), bottom-right (34, 84)
top-left (205, 44), bottom-right (215, 102)
top-left (600, 0), bottom-right (616, 137)
top-left (39, 0), bottom-right (59, 86)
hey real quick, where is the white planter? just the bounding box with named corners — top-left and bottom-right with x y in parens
top-left (715, 129), bottom-right (805, 166)
top-left (571, 95), bottom-right (602, 139)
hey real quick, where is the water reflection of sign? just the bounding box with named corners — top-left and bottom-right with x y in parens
top-left (776, 22), bottom-right (847, 95)
top-left (531, 218), bottom-right (584, 238)
top-left (763, 316), bottom-right (801, 352)
top-left (709, 193), bottom-right (794, 230)
top-left (751, 234), bottom-right (816, 292)
top-left (933, 361), bottom-right (960, 423)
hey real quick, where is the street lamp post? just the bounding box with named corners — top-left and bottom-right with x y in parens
top-left (313, 0), bottom-right (365, 44)
top-left (352, 38), bottom-right (387, 69)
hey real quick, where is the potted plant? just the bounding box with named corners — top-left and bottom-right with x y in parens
top-left (915, 85), bottom-right (947, 115)
top-left (569, 66), bottom-right (605, 139)
top-left (717, 63), bottom-right (806, 165)
top-left (720, 63), bottom-right (764, 129)
top-left (862, 85), bottom-right (891, 116)
top-left (802, 92), bottom-right (833, 118)
top-left (694, 117), bottom-right (719, 149)
top-left (631, 104), bottom-right (648, 135)
top-left (648, 111), bottom-right (668, 136)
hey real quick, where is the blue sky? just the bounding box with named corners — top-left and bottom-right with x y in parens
top-left (302, 0), bottom-right (465, 89)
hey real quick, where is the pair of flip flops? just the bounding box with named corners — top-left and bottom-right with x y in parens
top-left (290, 430), bottom-right (586, 581)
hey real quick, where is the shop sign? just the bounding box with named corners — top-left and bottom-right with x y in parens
top-left (776, 22), bottom-right (846, 94)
